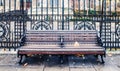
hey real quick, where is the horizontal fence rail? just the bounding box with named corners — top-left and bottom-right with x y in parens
top-left (0, 0), bottom-right (120, 50)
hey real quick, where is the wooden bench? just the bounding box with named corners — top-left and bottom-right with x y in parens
top-left (17, 30), bottom-right (105, 64)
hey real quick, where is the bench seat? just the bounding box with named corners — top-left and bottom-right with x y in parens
top-left (18, 48), bottom-right (104, 55)
top-left (19, 44), bottom-right (104, 49)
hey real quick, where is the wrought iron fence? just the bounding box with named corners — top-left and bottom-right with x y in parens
top-left (0, 0), bottom-right (120, 50)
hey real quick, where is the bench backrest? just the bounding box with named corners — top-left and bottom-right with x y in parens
top-left (25, 30), bottom-right (98, 45)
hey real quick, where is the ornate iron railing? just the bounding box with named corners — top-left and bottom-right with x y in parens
top-left (0, 0), bottom-right (119, 50)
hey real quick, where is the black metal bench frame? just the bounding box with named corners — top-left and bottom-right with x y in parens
top-left (17, 30), bottom-right (105, 64)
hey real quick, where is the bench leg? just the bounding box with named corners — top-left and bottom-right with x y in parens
top-left (19, 55), bottom-right (26, 64)
top-left (59, 55), bottom-right (64, 63)
top-left (19, 55), bottom-right (23, 64)
top-left (59, 55), bottom-right (68, 64)
top-left (100, 55), bottom-right (105, 64)
top-left (94, 55), bottom-right (99, 61)
top-left (94, 55), bottom-right (98, 58)
top-left (59, 55), bottom-right (67, 63)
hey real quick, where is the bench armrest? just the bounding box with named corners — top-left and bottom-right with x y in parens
top-left (19, 35), bottom-right (26, 46)
top-left (97, 36), bottom-right (103, 46)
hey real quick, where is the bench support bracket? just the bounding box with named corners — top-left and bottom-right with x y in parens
top-left (100, 55), bottom-right (105, 64)
top-left (19, 55), bottom-right (26, 64)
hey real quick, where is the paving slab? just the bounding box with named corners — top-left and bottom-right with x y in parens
top-left (70, 67), bottom-right (96, 71)
top-left (93, 55), bottom-right (120, 71)
top-left (43, 55), bottom-right (69, 71)
top-left (44, 66), bottom-right (69, 71)
top-left (0, 54), bottom-right (17, 66)
top-left (68, 56), bottom-right (98, 68)
top-left (0, 67), bottom-right (17, 71)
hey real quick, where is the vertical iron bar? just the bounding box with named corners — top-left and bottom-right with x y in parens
top-left (118, 23), bottom-right (119, 48)
top-left (57, 0), bottom-right (59, 30)
top-left (78, 0), bottom-right (80, 15)
top-left (21, 0), bottom-right (23, 49)
top-left (12, 0), bottom-right (16, 50)
top-left (62, 0), bottom-right (64, 30)
top-left (94, 0), bottom-right (96, 15)
top-left (67, 0), bottom-right (70, 30)
top-left (118, 21), bottom-right (120, 48)
top-left (109, 0), bottom-right (112, 49)
top-left (99, 0), bottom-right (101, 15)
top-left (36, 0), bottom-right (38, 20)
top-left (89, 0), bottom-right (90, 14)
top-left (14, 1), bottom-right (18, 47)
top-left (52, 0), bottom-right (54, 30)
top-left (73, 0), bottom-right (75, 29)
top-left (105, 0), bottom-right (107, 49)
top-left (101, 0), bottom-right (105, 49)
top-left (3, 0), bottom-right (5, 49)
top-left (3, 0), bottom-right (5, 13)
top-left (78, 0), bottom-right (80, 30)
top-left (20, 0), bottom-right (24, 14)
top-left (8, 0), bottom-right (11, 50)
top-left (100, 0), bottom-right (104, 38)
top-left (41, 0), bottom-right (43, 30)
top-left (30, 0), bottom-right (32, 30)
top-left (115, 0), bottom-right (117, 50)
top-left (84, 0), bottom-right (85, 30)
top-left (94, 0), bottom-right (96, 29)
top-left (47, 0), bottom-right (48, 21)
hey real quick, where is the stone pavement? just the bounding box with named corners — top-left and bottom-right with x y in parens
top-left (0, 53), bottom-right (120, 71)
